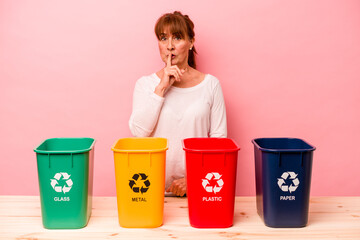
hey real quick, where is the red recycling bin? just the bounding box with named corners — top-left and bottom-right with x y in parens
top-left (183, 138), bottom-right (240, 228)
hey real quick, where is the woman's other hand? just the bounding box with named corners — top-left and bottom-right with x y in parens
top-left (155, 54), bottom-right (185, 97)
top-left (166, 177), bottom-right (187, 197)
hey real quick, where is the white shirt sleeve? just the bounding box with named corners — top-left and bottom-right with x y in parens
top-left (209, 81), bottom-right (227, 138)
top-left (129, 77), bottom-right (165, 137)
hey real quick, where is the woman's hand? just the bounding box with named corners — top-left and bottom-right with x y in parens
top-left (166, 177), bottom-right (187, 197)
top-left (155, 54), bottom-right (185, 97)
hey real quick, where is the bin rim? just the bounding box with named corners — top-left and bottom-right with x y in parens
top-left (111, 137), bottom-right (168, 153)
top-left (251, 137), bottom-right (316, 153)
top-left (182, 137), bottom-right (240, 153)
top-left (34, 137), bottom-right (96, 154)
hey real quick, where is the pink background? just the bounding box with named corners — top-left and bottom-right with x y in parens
top-left (1, 1), bottom-right (359, 196)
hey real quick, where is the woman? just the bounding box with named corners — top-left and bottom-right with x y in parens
top-left (129, 11), bottom-right (227, 197)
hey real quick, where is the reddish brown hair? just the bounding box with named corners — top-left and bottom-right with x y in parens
top-left (155, 11), bottom-right (197, 69)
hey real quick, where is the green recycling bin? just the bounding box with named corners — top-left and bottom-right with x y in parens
top-left (34, 138), bottom-right (95, 229)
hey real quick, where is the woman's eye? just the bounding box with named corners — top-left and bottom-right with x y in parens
top-left (160, 37), bottom-right (167, 41)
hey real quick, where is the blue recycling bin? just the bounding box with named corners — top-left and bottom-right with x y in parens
top-left (252, 138), bottom-right (315, 228)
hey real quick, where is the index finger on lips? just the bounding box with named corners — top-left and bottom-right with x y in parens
top-left (167, 54), bottom-right (171, 67)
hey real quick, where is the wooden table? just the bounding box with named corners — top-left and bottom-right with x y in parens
top-left (0, 196), bottom-right (359, 239)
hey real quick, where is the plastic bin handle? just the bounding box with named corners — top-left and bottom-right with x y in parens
top-left (201, 152), bottom-right (227, 167)
top-left (127, 152), bottom-right (152, 168)
top-left (47, 153), bottom-right (74, 168)
top-left (278, 152), bottom-right (304, 167)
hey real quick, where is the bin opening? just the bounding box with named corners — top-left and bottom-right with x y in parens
top-left (252, 138), bottom-right (315, 152)
top-left (111, 138), bottom-right (167, 153)
top-left (183, 138), bottom-right (240, 152)
top-left (34, 138), bottom-right (95, 153)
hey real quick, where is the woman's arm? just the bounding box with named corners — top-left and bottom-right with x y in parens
top-left (209, 81), bottom-right (227, 138)
top-left (129, 55), bottom-right (185, 137)
top-left (129, 77), bottom-right (165, 137)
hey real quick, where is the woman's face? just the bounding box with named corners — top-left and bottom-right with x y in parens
top-left (158, 29), bottom-right (193, 68)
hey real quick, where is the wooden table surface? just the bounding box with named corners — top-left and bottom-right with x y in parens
top-left (0, 196), bottom-right (359, 240)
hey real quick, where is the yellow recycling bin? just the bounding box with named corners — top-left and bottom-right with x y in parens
top-left (111, 138), bottom-right (168, 228)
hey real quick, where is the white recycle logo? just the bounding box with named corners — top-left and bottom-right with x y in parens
top-left (202, 172), bottom-right (224, 194)
top-left (277, 171), bottom-right (299, 193)
top-left (50, 172), bottom-right (73, 194)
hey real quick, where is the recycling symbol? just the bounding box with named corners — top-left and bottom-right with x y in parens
top-left (129, 173), bottom-right (150, 194)
top-left (202, 172), bottom-right (224, 194)
top-left (50, 172), bottom-right (73, 194)
top-left (277, 171), bottom-right (300, 193)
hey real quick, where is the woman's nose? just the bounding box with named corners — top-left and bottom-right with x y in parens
top-left (167, 39), bottom-right (174, 51)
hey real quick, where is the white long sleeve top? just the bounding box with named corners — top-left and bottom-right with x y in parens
top-left (129, 73), bottom-right (227, 190)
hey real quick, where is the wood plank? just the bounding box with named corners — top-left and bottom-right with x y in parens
top-left (0, 196), bottom-right (359, 239)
